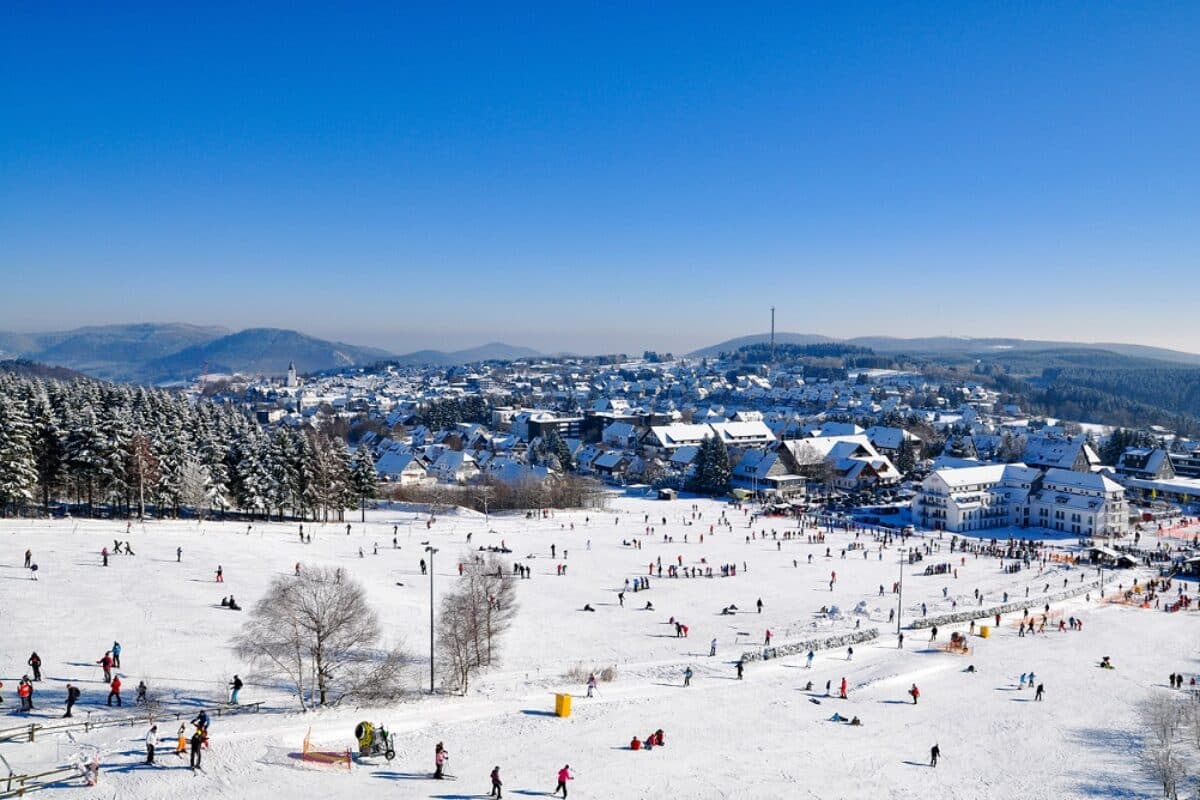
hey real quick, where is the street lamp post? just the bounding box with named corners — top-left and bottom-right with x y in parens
top-left (425, 545), bottom-right (439, 693)
top-left (897, 547), bottom-right (906, 637)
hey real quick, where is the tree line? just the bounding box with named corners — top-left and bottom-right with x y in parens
top-left (0, 373), bottom-right (377, 519)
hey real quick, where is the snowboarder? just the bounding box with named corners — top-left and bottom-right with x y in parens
top-left (145, 724), bottom-right (158, 764)
top-left (930, 743), bottom-right (940, 767)
top-left (27, 652), bottom-right (41, 681)
top-left (229, 674), bottom-right (243, 704)
top-left (434, 742), bottom-right (448, 779)
top-left (490, 765), bottom-right (503, 798)
top-left (553, 765), bottom-right (573, 797)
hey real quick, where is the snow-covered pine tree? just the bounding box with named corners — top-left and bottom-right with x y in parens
top-left (0, 394), bottom-right (39, 516)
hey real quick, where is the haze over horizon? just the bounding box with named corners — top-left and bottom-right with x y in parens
top-left (3, 4), bottom-right (1197, 354)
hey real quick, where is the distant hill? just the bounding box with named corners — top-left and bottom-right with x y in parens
top-left (0, 358), bottom-right (90, 381)
top-left (0, 323), bottom-right (231, 380)
top-left (690, 332), bottom-right (1200, 366)
top-left (389, 342), bottom-right (542, 366)
top-left (688, 332), bottom-right (837, 358)
top-left (140, 328), bottom-right (394, 381)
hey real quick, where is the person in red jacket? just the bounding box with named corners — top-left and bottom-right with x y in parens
top-left (910, 683), bottom-right (920, 704)
top-left (630, 736), bottom-right (641, 751)
top-left (98, 652), bottom-right (113, 683)
top-left (107, 676), bottom-right (122, 707)
top-left (839, 677), bottom-right (848, 699)
top-left (17, 678), bottom-right (33, 712)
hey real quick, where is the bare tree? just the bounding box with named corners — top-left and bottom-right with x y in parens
top-left (437, 554), bottom-right (518, 694)
top-left (1139, 691), bottom-right (1188, 799)
top-left (233, 566), bottom-right (408, 708)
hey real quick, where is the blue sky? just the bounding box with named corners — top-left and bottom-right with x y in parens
top-left (2, 2), bottom-right (1197, 354)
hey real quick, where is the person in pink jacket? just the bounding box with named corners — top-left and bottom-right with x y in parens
top-left (553, 764), bottom-right (573, 797)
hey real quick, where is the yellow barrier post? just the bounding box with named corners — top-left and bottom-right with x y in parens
top-left (554, 693), bottom-right (572, 717)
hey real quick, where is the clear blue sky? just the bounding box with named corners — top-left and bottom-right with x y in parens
top-left (2, 2), bottom-right (1197, 354)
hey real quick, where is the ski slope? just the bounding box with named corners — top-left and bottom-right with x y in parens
top-left (0, 495), bottom-right (1196, 799)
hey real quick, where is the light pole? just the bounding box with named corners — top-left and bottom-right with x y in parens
top-left (897, 547), bottom-right (906, 636)
top-left (425, 545), bottom-right (438, 693)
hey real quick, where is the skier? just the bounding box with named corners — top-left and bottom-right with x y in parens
top-left (434, 742), bottom-right (448, 779)
top-left (1035, 683), bottom-right (1044, 701)
top-left (553, 764), bottom-right (573, 797)
top-left (175, 723), bottom-right (188, 756)
top-left (909, 683), bottom-right (920, 704)
top-left (806, 650), bottom-right (814, 669)
top-left (710, 638), bottom-right (718, 657)
top-left (112, 641), bottom-right (122, 668)
top-left (99, 652), bottom-right (113, 683)
top-left (230, 674), bottom-right (243, 704)
top-left (756, 597), bottom-right (763, 614)
top-left (736, 660), bottom-right (744, 680)
top-left (586, 673), bottom-right (597, 698)
top-left (64, 683), bottom-right (80, 718)
top-left (683, 666), bottom-right (693, 687)
top-left (17, 678), bottom-right (33, 712)
top-left (101, 546), bottom-right (109, 567)
top-left (930, 743), bottom-right (940, 767)
top-left (176, 546), bottom-right (182, 562)
top-left (107, 675), bottom-right (122, 706)
top-left (24, 549), bottom-right (31, 568)
top-left (189, 728), bottom-right (204, 770)
top-left (490, 765), bottom-right (503, 798)
top-left (145, 724), bottom-right (158, 765)
top-left (216, 565), bottom-right (224, 582)
top-left (27, 652), bottom-right (42, 681)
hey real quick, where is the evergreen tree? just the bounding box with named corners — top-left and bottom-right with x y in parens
top-left (29, 390), bottom-right (64, 513)
top-left (688, 436), bottom-right (732, 495)
top-left (350, 443), bottom-right (379, 523)
top-left (895, 440), bottom-right (916, 474)
top-left (0, 395), bottom-right (38, 515)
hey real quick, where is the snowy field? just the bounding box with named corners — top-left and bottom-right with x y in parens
top-left (1, 495), bottom-right (1197, 799)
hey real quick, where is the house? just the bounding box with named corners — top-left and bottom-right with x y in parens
top-left (601, 421), bottom-right (641, 448)
top-left (1114, 448), bottom-right (1176, 480)
top-left (777, 435), bottom-right (901, 490)
top-left (731, 449), bottom-right (805, 496)
top-left (709, 421), bottom-right (776, 448)
top-left (1021, 434), bottom-right (1100, 473)
top-left (374, 451), bottom-right (429, 486)
top-left (428, 451), bottom-right (480, 484)
top-left (864, 426), bottom-right (922, 455)
top-left (593, 451), bottom-right (633, 480)
top-left (647, 424), bottom-right (715, 452)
